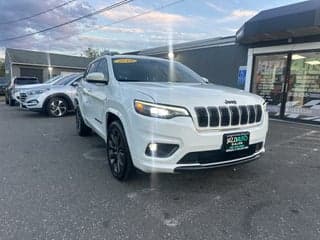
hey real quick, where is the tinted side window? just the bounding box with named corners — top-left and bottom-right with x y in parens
top-left (96, 59), bottom-right (109, 80)
top-left (86, 61), bottom-right (99, 77)
top-left (14, 78), bottom-right (39, 84)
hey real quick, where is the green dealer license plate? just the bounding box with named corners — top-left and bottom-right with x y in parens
top-left (223, 132), bottom-right (250, 152)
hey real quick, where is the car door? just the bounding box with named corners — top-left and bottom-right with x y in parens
top-left (80, 61), bottom-right (99, 123)
top-left (87, 58), bottom-right (109, 136)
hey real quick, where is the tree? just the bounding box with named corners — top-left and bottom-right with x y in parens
top-left (0, 60), bottom-right (4, 77)
top-left (82, 48), bottom-right (120, 59)
top-left (100, 50), bottom-right (120, 56)
top-left (83, 48), bottom-right (100, 59)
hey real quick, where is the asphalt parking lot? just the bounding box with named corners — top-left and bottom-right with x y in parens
top-left (0, 102), bottom-right (319, 240)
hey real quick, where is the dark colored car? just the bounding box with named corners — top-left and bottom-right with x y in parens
top-left (0, 77), bottom-right (8, 95)
top-left (5, 76), bottom-right (39, 106)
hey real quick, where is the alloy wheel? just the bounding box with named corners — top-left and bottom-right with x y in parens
top-left (49, 99), bottom-right (67, 117)
top-left (107, 127), bottom-right (126, 177)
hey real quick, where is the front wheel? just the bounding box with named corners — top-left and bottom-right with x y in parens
top-left (47, 97), bottom-right (68, 117)
top-left (8, 96), bottom-right (15, 106)
top-left (75, 107), bottom-right (91, 136)
top-left (107, 121), bottom-right (134, 181)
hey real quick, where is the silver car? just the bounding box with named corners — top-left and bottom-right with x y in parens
top-left (6, 76), bottom-right (39, 106)
top-left (14, 75), bottom-right (64, 102)
top-left (21, 73), bottom-right (83, 117)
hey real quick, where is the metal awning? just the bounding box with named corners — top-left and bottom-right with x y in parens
top-left (236, 0), bottom-right (320, 44)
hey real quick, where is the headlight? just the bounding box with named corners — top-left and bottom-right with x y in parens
top-left (27, 88), bottom-right (49, 95)
top-left (134, 100), bottom-right (189, 119)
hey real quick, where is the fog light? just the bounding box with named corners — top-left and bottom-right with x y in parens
top-left (255, 142), bottom-right (263, 152)
top-left (27, 100), bottom-right (39, 106)
top-left (145, 143), bottom-right (179, 158)
top-left (148, 143), bottom-right (158, 152)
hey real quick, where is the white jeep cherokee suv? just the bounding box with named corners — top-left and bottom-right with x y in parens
top-left (75, 55), bottom-right (268, 181)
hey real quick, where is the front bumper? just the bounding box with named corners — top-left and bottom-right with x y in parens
top-left (174, 150), bottom-right (262, 172)
top-left (21, 94), bottom-right (45, 111)
top-left (126, 110), bottom-right (268, 173)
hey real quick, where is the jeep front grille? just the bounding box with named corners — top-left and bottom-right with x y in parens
top-left (194, 105), bottom-right (262, 128)
top-left (194, 107), bottom-right (208, 127)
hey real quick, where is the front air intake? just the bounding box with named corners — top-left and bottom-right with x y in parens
top-left (195, 105), bottom-right (263, 128)
top-left (195, 107), bottom-right (208, 127)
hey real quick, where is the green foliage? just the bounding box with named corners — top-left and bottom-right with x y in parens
top-left (83, 48), bottom-right (120, 59)
top-left (83, 48), bottom-right (100, 59)
top-left (0, 60), bottom-right (4, 77)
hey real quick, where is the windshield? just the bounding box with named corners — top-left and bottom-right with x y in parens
top-left (14, 77), bottom-right (39, 85)
top-left (45, 75), bottom-right (62, 84)
top-left (53, 74), bottom-right (80, 86)
top-left (112, 58), bottom-right (203, 83)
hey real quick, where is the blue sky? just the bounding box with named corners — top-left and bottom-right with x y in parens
top-left (0, 0), bottom-right (306, 58)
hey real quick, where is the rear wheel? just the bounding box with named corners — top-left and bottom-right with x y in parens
top-left (107, 121), bottom-right (134, 181)
top-left (75, 107), bottom-right (91, 136)
top-left (47, 97), bottom-right (68, 117)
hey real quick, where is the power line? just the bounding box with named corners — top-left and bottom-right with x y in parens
top-left (0, 0), bottom-right (134, 42)
top-left (0, 0), bottom-right (77, 25)
top-left (54, 0), bottom-right (185, 42)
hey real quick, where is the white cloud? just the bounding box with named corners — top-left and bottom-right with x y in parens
top-left (102, 4), bottom-right (187, 26)
top-left (78, 35), bottom-right (112, 44)
top-left (99, 26), bottom-right (145, 34)
top-left (205, 1), bottom-right (225, 13)
top-left (225, 27), bottom-right (238, 33)
top-left (218, 9), bottom-right (258, 22)
top-left (0, 1), bottom-right (221, 57)
top-left (231, 9), bottom-right (258, 18)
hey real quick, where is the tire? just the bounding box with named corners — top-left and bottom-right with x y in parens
top-left (5, 96), bottom-right (9, 105)
top-left (107, 121), bottom-right (134, 181)
top-left (75, 107), bottom-right (91, 136)
top-left (8, 96), bottom-right (15, 106)
top-left (47, 97), bottom-right (68, 117)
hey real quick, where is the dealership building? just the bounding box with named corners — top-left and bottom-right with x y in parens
top-left (5, 48), bottom-right (91, 83)
top-left (134, 0), bottom-right (320, 124)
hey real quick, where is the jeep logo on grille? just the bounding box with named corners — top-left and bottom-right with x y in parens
top-left (225, 100), bottom-right (237, 104)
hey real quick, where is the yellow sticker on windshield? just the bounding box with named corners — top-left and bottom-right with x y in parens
top-left (113, 59), bottom-right (137, 64)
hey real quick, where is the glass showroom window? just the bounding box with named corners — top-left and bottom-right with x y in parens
top-left (252, 54), bottom-right (288, 117)
top-left (286, 52), bottom-right (320, 122)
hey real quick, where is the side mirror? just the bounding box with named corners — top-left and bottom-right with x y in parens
top-left (202, 77), bottom-right (209, 84)
top-left (71, 81), bottom-right (79, 87)
top-left (86, 72), bottom-right (107, 84)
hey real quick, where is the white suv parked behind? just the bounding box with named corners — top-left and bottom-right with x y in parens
top-left (21, 73), bottom-right (83, 117)
top-left (75, 55), bottom-right (268, 181)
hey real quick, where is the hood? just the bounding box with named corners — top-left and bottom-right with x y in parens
top-left (15, 83), bottom-right (51, 91)
top-left (122, 82), bottom-right (264, 107)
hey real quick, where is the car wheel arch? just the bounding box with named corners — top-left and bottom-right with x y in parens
top-left (43, 93), bottom-right (74, 112)
top-left (106, 111), bottom-right (127, 130)
top-left (105, 110), bottom-right (130, 144)
top-left (105, 111), bottom-right (135, 178)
